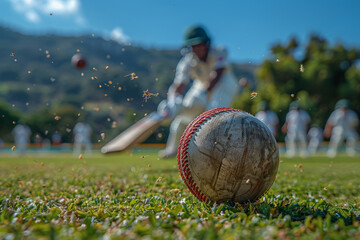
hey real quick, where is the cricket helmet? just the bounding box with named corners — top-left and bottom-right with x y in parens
top-left (259, 101), bottom-right (270, 111)
top-left (184, 25), bottom-right (210, 46)
top-left (289, 101), bottom-right (300, 110)
top-left (335, 99), bottom-right (350, 109)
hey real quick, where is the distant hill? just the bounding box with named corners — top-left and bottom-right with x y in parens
top-left (0, 26), bottom-right (257, 111)
top-left (0, 26), bottom-right (257, 142)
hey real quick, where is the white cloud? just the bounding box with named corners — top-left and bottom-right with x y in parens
top-left (45, 0), bottom-right (79, 14)
top-left (110, 27), bottom-right (130, 44)
top-left (25, 10), bottom-right (40, 23)
top-left (9, 0), bottom-right (83, 24)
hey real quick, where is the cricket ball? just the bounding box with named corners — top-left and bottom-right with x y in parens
top-left (177, 107), bottom-right (279, 203)
top-left (71, 53), bottom-right (87, 69)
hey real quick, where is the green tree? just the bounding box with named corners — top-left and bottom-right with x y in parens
top-left (25, 104), bottom-right (79, 143)
top-left (0, 100), bottom-right (21, 141)
top-left (234, 35), bottom-right (360, 137)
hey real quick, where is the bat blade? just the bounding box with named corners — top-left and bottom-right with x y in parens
top-left (101, 112), bottom-right (165, 154)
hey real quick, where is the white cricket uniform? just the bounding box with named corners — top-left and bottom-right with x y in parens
top-left (73, 122), bottom-right (92, 154)
top-left (326, 108), bottom-right (359, 157)
top-left (255, 110), bottom-right (279, 137)
top-left (164, 47), bottom-right (239, 156)
top-left (284, 109), bottom-right (311, 157)
top-left (307, 127), bottom-right (323, 155)
top-left (12, 124), bottom-right (31, 154)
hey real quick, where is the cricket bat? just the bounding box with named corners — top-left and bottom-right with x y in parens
top-left (101, 112), bottom-right (165, 154)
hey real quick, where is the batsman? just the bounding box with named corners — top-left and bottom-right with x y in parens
top-left (158, 25), bottom-right (239, 157)
top-left (102, 25), bottom-right (239, 156)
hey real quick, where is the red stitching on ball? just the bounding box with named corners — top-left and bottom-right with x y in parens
top-left (177, 107), bottom-right (243, 202)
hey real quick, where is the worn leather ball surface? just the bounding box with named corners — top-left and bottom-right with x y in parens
top-left (177, 108), bottom-right (279, 203)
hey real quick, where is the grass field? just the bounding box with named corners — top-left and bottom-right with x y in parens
top-left (1, 151), bottom-right (360, 239)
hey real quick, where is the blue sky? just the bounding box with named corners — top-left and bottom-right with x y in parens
top-left (0, 0), bottom-right (359, 63)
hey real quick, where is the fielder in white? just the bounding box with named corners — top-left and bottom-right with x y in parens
top-left (281, 102), bottom-right (311, 158)
top-left (324, 99), bottom-right (359, 157)
top-left (307, 125), bottom-right (323, 155)
top-left (159, 25), bottom-right (239, 158)
top-left (255, 101), bottom-right (279, 138)
top-left (73, 122), bottom-right (92, 155)
top-left (12, 123), bottom-right (31, 154)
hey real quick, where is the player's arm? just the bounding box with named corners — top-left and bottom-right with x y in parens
top-left (207, 47), bottom-right (227, 92)
top-left (207, 68), bottom-right (225, 92)
top-left (168, 82), bottom-right (186, 100)
top-left (281, 121), bottom-right (288, 134)
top-left (273, 122), bottom-right (279, 138)
top-left (323, 122), bottom-right (333, 138)
top-left (167, 55), bottom-right (191, 103)
top-left (323, 112), bottom-right (335, 138)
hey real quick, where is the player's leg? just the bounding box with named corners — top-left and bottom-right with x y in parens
top-left (160, 84), bottom-right (206, 158)
top-left (327, 130), bottom-right (344, 158)
top-left (285, 133), bottom-right (296, 158)
top-left (308, 138), bottom-right (317, 155)
top-left (159, 115), bottom-right (191, 158)
top-left (345, 131), bottom-right (358, 156)
top-left (298, 132), bottom-right (308, 157)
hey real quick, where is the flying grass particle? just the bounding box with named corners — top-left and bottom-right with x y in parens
top-left (300, 64), bottom-right (304, 72)
top-left (171, 189), bottom-right (180, 194)
top-left (143, 90), bottom-right (159, 102)
top-left (250, 92), bottom-right (258, 100)
top-left (125, 73), bottom-right (138, 80)
top-left (155, 177), bottom-right (162, 184)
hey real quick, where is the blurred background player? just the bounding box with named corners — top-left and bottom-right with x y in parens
top-left (324, 99), bottom-right (359, 157)
top-left (281, 101), bottom-right (311, 158)
top-left (51, 131), bottom-right (62, 146)
top-left (255, 101), bottom-right (279, 138)
top-left (12, 123), bottom-right (31, 154)
top-left (73, 122), bottom-right (92, 155)
top-left (307, 124), bottom-right (323, 155)
top-left (159, 25), bottom-right (239, 158)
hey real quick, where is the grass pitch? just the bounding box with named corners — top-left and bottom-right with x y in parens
top-left (0, 152), bottom-right (360, 239)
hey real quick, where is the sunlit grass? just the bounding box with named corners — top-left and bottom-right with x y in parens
top-left (1, 152), bottom-right (360, 239)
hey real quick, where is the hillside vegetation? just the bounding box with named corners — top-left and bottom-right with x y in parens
top-left (0, 26), bottom-right (256, 142)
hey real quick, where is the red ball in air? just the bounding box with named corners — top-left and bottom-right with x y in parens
top-left (71, 54), bottom-right (86, 69)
